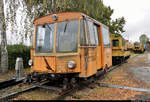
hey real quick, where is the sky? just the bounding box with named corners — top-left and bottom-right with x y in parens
top-left (1, 0), bottom-right (150, 45)
top-left (103, 0), bottom-right (150, 42)
top-left (3, 0), bottom-right (31, 46)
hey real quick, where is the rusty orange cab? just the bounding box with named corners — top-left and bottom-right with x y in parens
top-left (29, 12), bottom-right (112, 78)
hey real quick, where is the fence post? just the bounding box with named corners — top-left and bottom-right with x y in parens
top-left (15, 57), bottom-right (24, 80)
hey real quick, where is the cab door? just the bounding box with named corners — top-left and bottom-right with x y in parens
top-left (79, 19), bottom-right (98, 77)
top-left (86, 20), bottom-right (98, 77)
top-left (101, 25), bottom-right (112, 69)
top-left (94, 25), bottom-right (102, 70)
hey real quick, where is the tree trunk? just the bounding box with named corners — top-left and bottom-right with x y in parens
top-left (0, 0), bottom-right (8, 73)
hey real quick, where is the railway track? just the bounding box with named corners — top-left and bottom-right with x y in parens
top-left (0, 57), bottom-right (133, 100)
top-left (0, 63), bottom-right (122, 100)
top-left (52, 58), bottom-right (138, 100)
top-left (0, 80), bottom-right (49, 101)
top-left (0, 78), bottom-right (25, 90)
top-left (54, 54), bottom-right (141, 100)
top-left (98, 83), bottom-right (150, 92)
top-left (51, 63), bottom-right (122, 100)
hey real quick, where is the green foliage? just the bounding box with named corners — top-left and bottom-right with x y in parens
top-left (0, 44), bottom-right (30, 69)
top-left (25, 0), bottom-right (126, 34)
top-left (109, 17), bottom-right (126, 34)
top-left (113, 33), bottom-right (122, 38)
top-left (139, 34), bottom-right (149, 45)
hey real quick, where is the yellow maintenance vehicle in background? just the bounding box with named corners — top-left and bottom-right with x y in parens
top-left (126, 41), bottom-right (133, 51)
top-left (110, 33), bottom-right (131, 65)
top-left (132, 42), bottom-right (144, 53)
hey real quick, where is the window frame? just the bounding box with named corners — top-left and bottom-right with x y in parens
top-left (87, 20), bottom-right (96, 46)
top-left (80, 19), bottom-right (88, 46)
top-left (80, 18), bottom-right (100, 47)
top-left (93, 24), bottom-right (100, 46)
top-left (101, 25), bottom-right (111, 47)
top-left (112, 40), bottom-right (119, 47)
top-left (56, 20), bottom-right (79, 53)
top-left (35, 23), bottom-right (55, 53)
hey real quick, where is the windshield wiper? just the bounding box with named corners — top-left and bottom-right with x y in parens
top-left (43, 56), bottom-right (54, 72)
top-left (47, 24), bottom-right (52, 31)
top-left (63, 22), bottom-right (68, 33)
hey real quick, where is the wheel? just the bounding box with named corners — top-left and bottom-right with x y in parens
top-left (89, 77), bottom-right (95, 83)
top-left (121, 57), bottom-right (125, 64)
top-left (63, 78), bottom-right (69, 89)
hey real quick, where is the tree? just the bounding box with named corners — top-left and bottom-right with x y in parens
top-left (139, 34), bottom-right (149, 45)
top-left (109, 17), bottom-right (126, 34)
top-left (4, 0), bottom-right (125, 46)
top-left (0, 0), bottom-right (8, 73)
top-left (24, 0), bottom-right (126, 34)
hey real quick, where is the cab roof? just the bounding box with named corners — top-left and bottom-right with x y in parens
top-left (33, 12), bottom-right (108, 29)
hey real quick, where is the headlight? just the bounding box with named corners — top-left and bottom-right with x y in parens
top-left (28, 59), bottom-right (33, 66)
top-left (68, 61), bottom-right (76, 69)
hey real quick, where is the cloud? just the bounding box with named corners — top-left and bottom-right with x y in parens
top-left (103, 0), bottom-right (150, 42)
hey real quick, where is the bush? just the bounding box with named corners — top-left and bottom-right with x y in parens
top-left (0, 44), bottom-right (30, 70)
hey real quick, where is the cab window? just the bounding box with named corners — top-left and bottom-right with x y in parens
top-left (80, 19), bottom-right (87, 45)
top-left (56, 20), bottom-right (79, 52)
top-left (87, 21), bottom-right (96, 45)
top-left (102, 26), bottom-right (110, 46)
top-left (93, 24), bottom-right (99, 45)
top-left (80, 19), bottom-right (100, 46)
top-left (113, 40), bottom-right (119, 47)
top-left (36, 24), bottom-right (55, 52)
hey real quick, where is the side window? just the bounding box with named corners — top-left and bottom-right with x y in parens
top-left (87, 21), bottom-right (96, 45)
top-left (102, 26), bottom-right (110, 46)
top-left (93, 25), bottom-right (99, 45)
top-left (84, 20), bottom-right (89, 45)
top-left (80, 19), bottom-right (100, 46)
top-left (80, 19), bottom-right (86, 45)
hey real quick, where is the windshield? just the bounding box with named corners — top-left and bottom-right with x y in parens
top-left (113, 40), bottom-right (119, 47)
top-left (56, 20), bottom-right (79, 52)
top-left (134, 42), bottom-right (140, 47)
top-left (36, 24), bottom-right (55, 52)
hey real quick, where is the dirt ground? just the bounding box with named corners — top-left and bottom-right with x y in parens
top-left (63, 52), bottom-right (150, 100)
top-left (1, 52), bottom-right (150, 100)
top-left (0, 68), bottom-right (30, 82)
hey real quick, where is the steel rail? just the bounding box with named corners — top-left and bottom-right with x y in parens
top-left (0, 78), bottom-right (25, 90)
top-left (98, 83), bottom-right (150, 93)
top-left (37, 85), bottom-right (62, 92)
top-left (0, 85), bottom-right (37, 101)
top-left (0, 63), bottom-right (121, 100)
top-left (0, 80), bottom-right (49, 100)
top-left (96, 54), bottom-right (150, 93)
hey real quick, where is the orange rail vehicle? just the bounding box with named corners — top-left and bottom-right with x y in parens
top-left (28, 12), bottom-right (112, 82)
